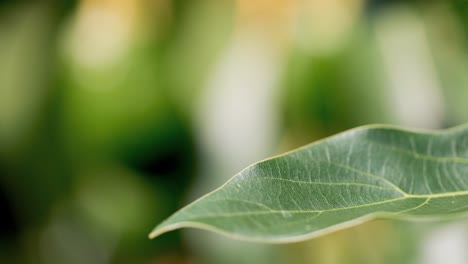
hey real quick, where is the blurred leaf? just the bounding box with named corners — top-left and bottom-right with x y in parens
top-left (280, 27), bottom-right (393, 145)
top-left (0, 4), bottom-right (53, 153)
top-left (150, 124), bottom-right (468, 243)
top-left (163, 0), bottom-right (234, 115)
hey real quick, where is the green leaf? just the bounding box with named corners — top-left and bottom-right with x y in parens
top-left (149, 125), bottom-right (468, 243)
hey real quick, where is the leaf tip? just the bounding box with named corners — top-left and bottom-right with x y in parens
top-left (148, 227), bottom-right (164, 240)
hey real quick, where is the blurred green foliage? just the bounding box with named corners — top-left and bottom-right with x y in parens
top-left (0, 1), bottom-right (468, 264)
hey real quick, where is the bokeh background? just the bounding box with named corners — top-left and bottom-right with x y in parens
top-left (1, 0), bottom-right (468, 263)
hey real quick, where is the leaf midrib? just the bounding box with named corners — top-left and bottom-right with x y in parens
top-left (188, 191), bottom-right (468, 220)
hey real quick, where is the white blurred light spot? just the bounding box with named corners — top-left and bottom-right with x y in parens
top-left (421, 223), bottom-right (468, 264)
top-left (197, 30), bottom-right (283, 185)
top-left (375, 7), bottom-right (445, 129)
top-left (64, 6), bottom-right (131, 69)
